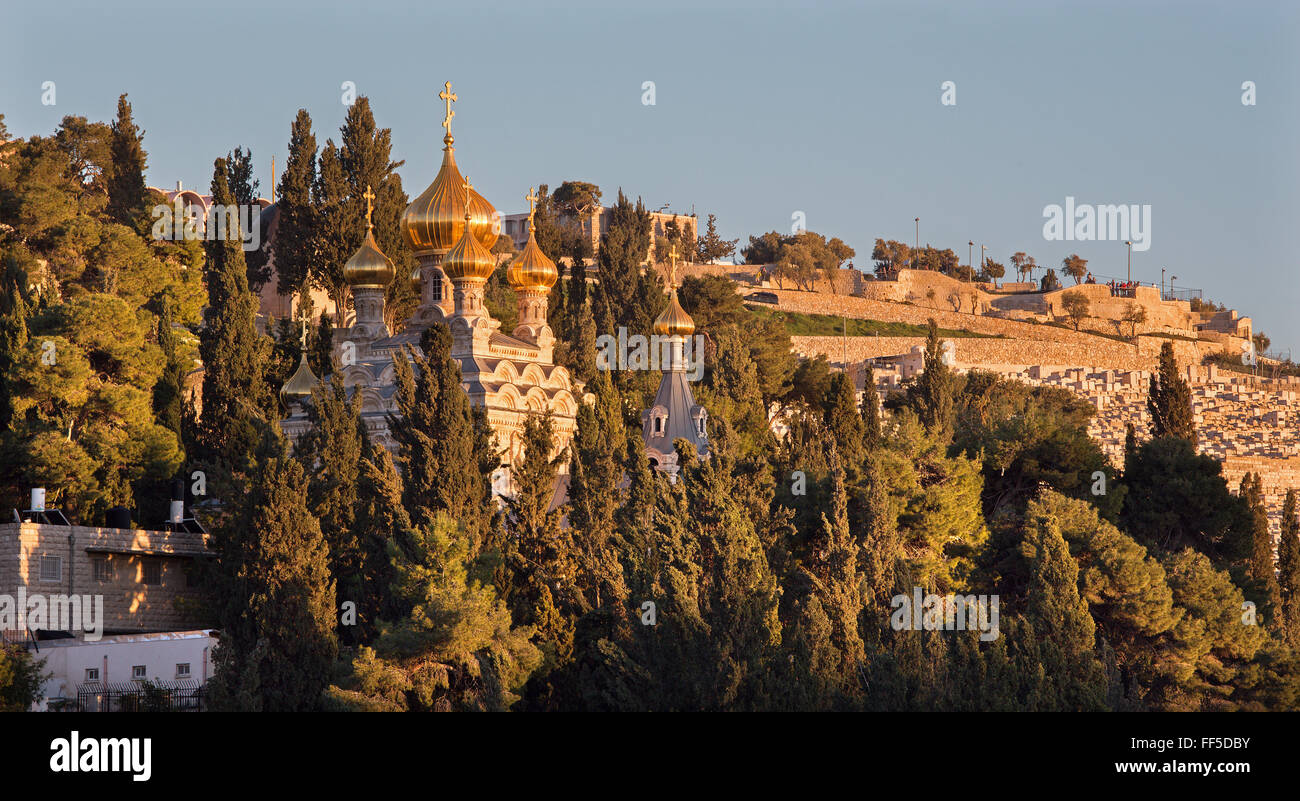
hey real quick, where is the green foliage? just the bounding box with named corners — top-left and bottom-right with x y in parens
top-left (341, 512), bottom-right (541, 711)
top-left (105, 94), bottom-right (147, 228)
top-left (0, 644), bottom-right (48, 711)
top-left (1148, 341), bottom-right (1196, 444)
top-left (208, 448), bottom-right (338, 711)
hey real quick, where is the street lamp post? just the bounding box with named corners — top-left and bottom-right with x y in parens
top-left (968, 241), bottom-right (973, 281)
top-left (1125, 240), bottom-right (1132, 288)
top-left (980, 245), bottom-right (988, 287)
top-left (1161, 266), bottom-right (1166, 299)
top-left (914, 218), bottom-right (920, 269)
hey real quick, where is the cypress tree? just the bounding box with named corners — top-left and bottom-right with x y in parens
top-left (0, 270), bottom-right (29, 432)
top-left (822, 372), bottom-right (865, 477)
top-left (387, 323), bottom-right (494, 553)
top-left (151, 304), bottom-right (185, 440)
top-left (106, 94), bottom-right (147, 227)
top-left (338, 97), bottom-right (417, 330)
top-left (1021, 512), bottom-right (1108, 710)
top-left (312, 141), bottom-right (352, 325)
top-left (1277, 489), bottom-right (1300, 648)
top-left (860, 362), bottom-right (880, 449)
top-left (566, 370), bottom-right (629, 611)
top-left (224, 146), bottom-right (269, 290)
top-left (308, 314), bottom-right (334, 376)
top-left (503, 412), bottom-right (575, 621)
top-left (351, 439), bottom-right (410, 632)
top-left (1242, 473), bottom-right (1282, 623)
top-left (911, 319), bottom-right (954, 436)
top-left (1147, 341), bottom-right (1195, 444)
top-left (274, 110), bottom-right (318, 296)
top-left (198, 158), bottom-right (272, 474)
top-left (299, 372), bottom-right (366, 642)
top-left (209, 447), bottom-right (338, 711)
top-left (593, 190), bottom-right (650, 337)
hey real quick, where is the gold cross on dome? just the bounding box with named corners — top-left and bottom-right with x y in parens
top-left (362, 185), bottom-right (375, 229)
top-left (299, 313), bottom-right (309, 349)
top-left (668, 244), bottom-right (679, 287)
top-left (440, 81), bottom-right (458, 135)
top-left (526, 187), bottom-right (539, 225)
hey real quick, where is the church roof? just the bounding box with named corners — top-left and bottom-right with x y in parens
top-left (642, 370), bottom-right (708, 456)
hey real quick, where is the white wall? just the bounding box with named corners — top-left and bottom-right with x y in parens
top-left (31, 629), bottom-right (216, 709)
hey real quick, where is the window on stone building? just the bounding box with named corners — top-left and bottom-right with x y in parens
top-left (93, 556), bottom-right (113, 582)
top-left (132, 665), bottom-right (146, 681)
top-left (141, 558), bottom-right (162, 586)
top-left (176, 663), bottom-right (191, 679)
top-left (39, 555), bottom-right (61, 582)
top-left (85, 668), bottom-right (99, 683)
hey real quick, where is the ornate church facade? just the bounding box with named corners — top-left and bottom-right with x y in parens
top-left (281, 83), bottom-right (585, 495)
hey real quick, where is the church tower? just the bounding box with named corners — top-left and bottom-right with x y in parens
top-left (343, 185), bottom-right (395, 352)
top-left (641, 247), bottom-right (709, 475)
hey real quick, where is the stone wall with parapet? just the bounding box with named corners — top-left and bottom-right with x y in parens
top-left (857, 270), bottom-right (1199, 335)
top-left (768, 286), bottom-right (1146, 346)
top-left (791, 335), bottom-right (1158, 372)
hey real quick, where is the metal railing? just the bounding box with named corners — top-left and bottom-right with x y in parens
top-left (74, 680), bottom-right (207, 712)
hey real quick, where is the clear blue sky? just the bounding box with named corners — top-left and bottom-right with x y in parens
top-left (4, 0), bottom-right (1298, 350)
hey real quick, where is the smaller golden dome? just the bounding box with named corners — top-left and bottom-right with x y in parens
top-left (654, 289), bottom-right (695, 337)
top-left (442, 209), bottom-right (497, 283)
top-left (409, 265), bottom-right (423, 290)
top-left (507, 224), bottom-right (557, 292)
top-left (280, 354), bottom-right (319, 399)
top-left (343, 228), bottom-right (395, 287)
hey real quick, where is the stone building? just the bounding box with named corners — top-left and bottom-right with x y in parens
top-left (0, 520), bottom-right (209, 635)
top-left (502, 207), bottom-right (698, 266)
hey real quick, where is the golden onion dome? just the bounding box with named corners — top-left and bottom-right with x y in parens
top-left (280, 354), bottom-right (318, 400)
top-left (654, 289), bottom-right (695, 337)
top-left (408, 265), bottom-right (423, 290)
top-left (343, 227), bottom-right (395, 287)
top-left (507, 224), bottom-right (558, 292)
top-left (441, 209), bottom-right (497, 283)
top-left (402, 140), bottom-right (499, 254)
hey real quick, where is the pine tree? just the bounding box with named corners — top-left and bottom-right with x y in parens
top-left (208, 446), bottom-right (338, 711)
top-left (105, 94), bottom-right (147, 227)
top-left (198, 158), bottom-right (273, 474)
top-left (342, 512), bottom-right (540, 711)
top-left (274, 110), bottom-right (318, 296)
top-left (1147, 341), bottom-right (1196, 444)
top-left (1277, 489), bottom-right (1300, 649)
